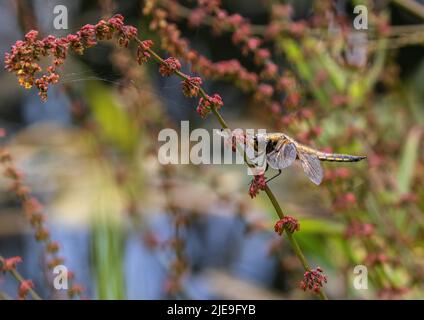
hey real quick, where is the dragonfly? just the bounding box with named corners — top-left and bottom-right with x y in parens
top-left (252, 132), bottom-right (366, 185)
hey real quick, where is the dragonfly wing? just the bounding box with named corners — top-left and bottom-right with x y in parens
top-left (267, 142), bottom-right (297, 169)
top-left (298, 151), bottom-right (324, 185)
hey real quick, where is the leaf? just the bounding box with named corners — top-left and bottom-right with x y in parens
top-left (317, 51), bottom-right (346, 91)
top-left (85, 82), bottom-right (139, 154)
top-left (297, 218), bottom-right (344, 236)
top-left (92, 221), bottom-right (126, 300)
top-left (90, 166), bottom-right (127, 300)
top-left (279, 38), bottom-right (330, 106)
top-left (396, 127), bottom-right (421, 195)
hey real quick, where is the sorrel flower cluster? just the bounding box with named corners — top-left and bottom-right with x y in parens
top-left (248, 174), bottom-right (266, 198)
top-left (182, 76), bottom-right (202, 98)
top-left (136, 39), bottom-right (154, 65)
top-left (148, 5), bottom-right (260, 91)
top-left (18, 280), bottom-right (35, 300)
top-left (0, 256), bottom-right (38, 300)
top-left (4, 14), bottom-right (223, 122)
top-left (0, 256), bottom-right (22, 271)
top-left (4, 14), bottom-right (137, 101)
top-left (159, 57), bottom-right (182, 76)
top-left (146, 0), bottom-right (309, 130)
top-left (196, 93), bottom-right (223, 118)
top-left (300, 267), bottom-right (327, 293)
top-left (274, 216), bottom-right (300, 235)
top-left (0, 131), bottom-right (83, 298)
top-left (345, 221), bottom-right (375, 238)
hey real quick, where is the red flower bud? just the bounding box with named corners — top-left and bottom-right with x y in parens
top-left (159, 57), bottom-right (182, 76)
top-left (300, 267), bottom-right (327, 294)
top-left (274, 216), bottom-right (300, 235)
top-left (182, 76), bottom-right (202, 97)
top-left (1, 256), bottom-right (22, 271)
top-left (18, 280), bottom-right (34, 299)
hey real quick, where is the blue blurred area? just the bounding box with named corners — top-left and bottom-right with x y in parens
top-left (0, 213), bottom-right (278, 299)
top-left (23, 88), bottom-right (71, 125)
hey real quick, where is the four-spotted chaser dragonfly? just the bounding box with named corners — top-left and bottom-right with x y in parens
top-left (252, 132), bottom-right (366, 185)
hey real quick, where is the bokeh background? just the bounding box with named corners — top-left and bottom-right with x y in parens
top-left (0, 0), bottom-right (423, 299)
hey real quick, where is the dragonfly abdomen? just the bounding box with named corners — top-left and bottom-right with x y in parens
top-left (317, 152), bottom-right (366, 162)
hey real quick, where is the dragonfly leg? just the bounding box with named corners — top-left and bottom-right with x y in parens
top-left (265, 169), bottom-right (282, 184)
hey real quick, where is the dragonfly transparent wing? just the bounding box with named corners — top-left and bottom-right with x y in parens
top-left (298, 151), bottom-right (324, 185)
top-left (267, 141), bottom-right (297, 169)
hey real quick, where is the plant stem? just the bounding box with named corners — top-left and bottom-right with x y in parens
top-left (264, 186), bottom-right (328, 300)
top-left (0, 291), bottom-right (12, 300)
top-left (139, 37), bottom-right (329, 299)
top-left (0, 256), bottom-right (42, 300)
top-left (391, 0), bottom-right (424, 20)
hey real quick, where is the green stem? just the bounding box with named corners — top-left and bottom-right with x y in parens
top-left (264, 186), bottom-right (328, 300)
top-left (0, 292), bottom-right (12, 300)
top-left (391, 0), bottom-right (424, 20)
top-left (0, 256), bottom-right (42, 300)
